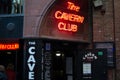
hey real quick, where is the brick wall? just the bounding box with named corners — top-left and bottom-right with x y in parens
top-left (24, 0), bottom-right (53, 37)
top-left (112, 0), bottom-right (120, 79)
top-left (93, 0), bottom-right (120, 79)
top-left (93, 0), bottom-right (114, 42)
top-left (24, 0), bottom-right (120, 80)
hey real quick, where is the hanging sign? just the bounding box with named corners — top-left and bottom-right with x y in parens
top-left (23, 39), bottom-right (42, 80)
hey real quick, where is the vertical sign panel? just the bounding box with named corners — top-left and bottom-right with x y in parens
top-left (94, 42), bottom-right (115, 68)
top-left (76, 49), bottom-right (107, 80)
top-left (23, 38), bottom-right (42, 80)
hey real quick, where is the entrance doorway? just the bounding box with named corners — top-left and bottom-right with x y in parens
top-left (0, 50), bottom-right (23, 80)
top-left (43, 41), bottom-right (107, 80)
top-left (22, 38), bottom-right (108, 80)
top-left (0, 51), bottom-right (16, 67)
top-left (44, 41), bottom-right (78, 80)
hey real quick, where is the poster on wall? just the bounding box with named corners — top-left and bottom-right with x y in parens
top-left (77, 49), bottom-right (108, 80)
top-left (83, 63), bottom-right (91, 75)
top-left (94, 42), bottom-right (115, 68)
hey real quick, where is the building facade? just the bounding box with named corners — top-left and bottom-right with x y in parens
top-left (93, 0), bottom-right (120, 80)
top-left (0, 0), bottom-right (120, 80)
top-left (24, 0), bottom-right (118, 79)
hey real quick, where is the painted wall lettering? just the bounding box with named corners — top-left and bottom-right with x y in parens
top-left (27, 41), bottom-right (36, 80)
top-left (24, 39), bottom-right (42, 80)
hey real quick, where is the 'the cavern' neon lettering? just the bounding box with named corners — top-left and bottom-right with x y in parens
top-left (55, 10), bottom-right (84, 23)
top-left (67, 1), bottom-right (80, 12)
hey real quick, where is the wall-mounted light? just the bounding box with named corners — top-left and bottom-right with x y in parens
top-left (55, 51), bottom-right (61, 57)
top-left (6, 23), bottom-right (15, 31)
top-left (101, 8), bottom-right (106, 15)
top-left (56, 53), bottom-right (61, 56)
top-left (93, 0), bottom-right (103, 7)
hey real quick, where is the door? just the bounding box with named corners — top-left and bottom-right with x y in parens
top-left (48, 42), bottom-right (77, 80)
top-left (52, 50), bottom-right (66, 80)
top-left (0, 50), bottom-right (23, 80)
top-left (0, 51), bottom-right (16, 67)
top-left (75, 49), bottom-right (108, 80)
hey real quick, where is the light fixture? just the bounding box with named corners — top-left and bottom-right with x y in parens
top-left (93, 0), bottom-right (103, 7)
top-left (55, 51), bottom-right (61, 56)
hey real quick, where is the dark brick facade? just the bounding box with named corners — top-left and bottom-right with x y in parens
top-left (93, 0), bottom-right (120, 79)
top-left (24, 0), bottom-right (120, 80)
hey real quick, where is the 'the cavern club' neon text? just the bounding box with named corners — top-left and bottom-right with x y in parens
top-left (0, 43), bottom-right (19, 50)
top-left (55, 11), bottom-right (84, 23)
top-left (67, 1), bottom-right (80, 12)
top-left (54, 1), bottom-right (84, 32)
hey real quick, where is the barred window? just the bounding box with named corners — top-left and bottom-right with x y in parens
top-left (0, 0), bottom-right (23, 14)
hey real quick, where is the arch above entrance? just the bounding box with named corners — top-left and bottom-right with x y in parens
top-left (23, 0), bottom-right (55, 37)
top-left (24, 0), bottom-right (92, 43)
top-left (38, 0), bottom-right (92, 43)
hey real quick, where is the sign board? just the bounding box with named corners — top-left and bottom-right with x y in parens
top-left (54, 1), bottom-right (84, 32)
top-left (39, 0), bottom-right (92, 42)
top-left (83, 63), bottom-right (91, 75)
top-left (94, 42), bottom-right (115, 68)
top-left (0, 43), bottom-right (19, 50)
top-left (76, 49), bottom-right (107, 80)
top-left (23, 39), bottom-right (42, 80)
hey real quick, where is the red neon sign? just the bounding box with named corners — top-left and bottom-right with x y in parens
top-left (0, 43), bottom-right (19, 50)
top-left (58, 22), bottom-right (78, 32)
top-left (67, 1), bottom-right (80, 12)
top-left (55, 10), bottom-right (84, 23)
top-left (54, 1), bottom-right (84, 32)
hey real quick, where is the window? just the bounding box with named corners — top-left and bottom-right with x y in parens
top-left (0, 0), bottom-right (23, 14)
top-left (94, 42), bottom-right (115, 68)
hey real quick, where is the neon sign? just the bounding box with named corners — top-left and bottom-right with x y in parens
top-left (54, 1), bottom-right (85, 32)
top-left (0, 43), bottom-right (19, 50)
top-left (55, 11), bottom-right (84, 23)
top-left (58, 22), bottom-right (78, 32)
top-left (67, 1), bottom-right (80, 12)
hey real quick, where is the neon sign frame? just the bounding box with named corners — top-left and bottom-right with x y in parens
top-left (54, 1), bottom-right (85, 32)
top-left (0, 43), bottom-right (19, 50)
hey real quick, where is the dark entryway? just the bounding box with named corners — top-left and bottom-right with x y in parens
top-left (22, 38), bottom-right (108, 80)
top-left (51, 42), bottom-right (77, 80)
top-left (0, 50), bottom-right (23, 80)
